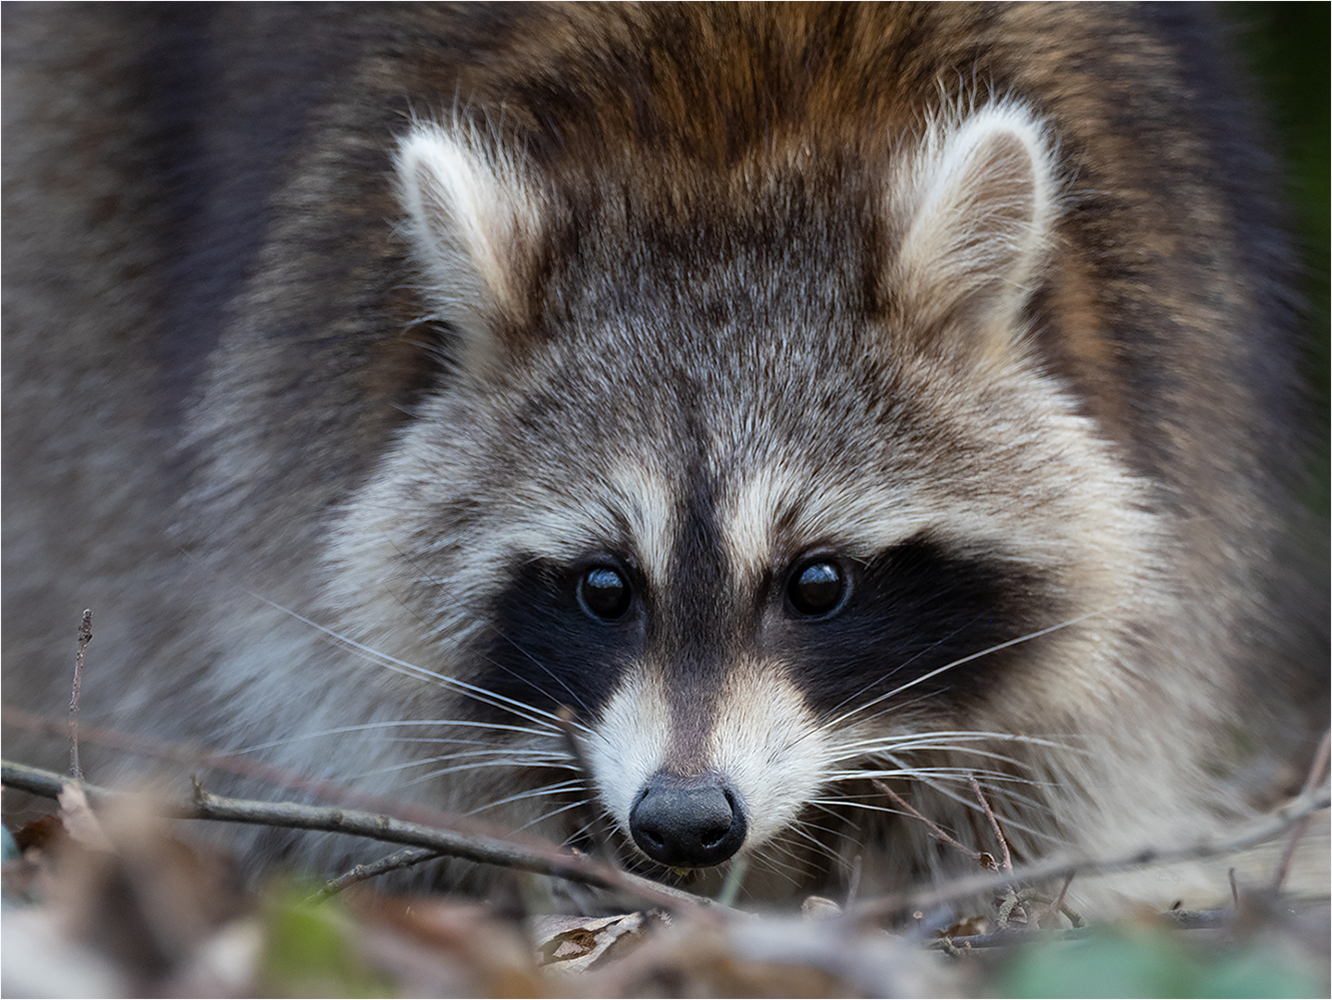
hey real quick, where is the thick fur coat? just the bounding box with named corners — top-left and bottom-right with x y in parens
top-left (3, 3), bottom-right (1324, 907)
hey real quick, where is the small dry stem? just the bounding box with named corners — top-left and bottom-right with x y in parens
top-left (1272, 727), bottom-right (1330, 893)
top-left (68, 609), bottom-right (93, 782)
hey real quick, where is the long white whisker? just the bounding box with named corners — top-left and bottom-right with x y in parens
top-left (462, 777), bottom-right (591, 815)
top-left (751, 835), bottom-right (827, 880)
top-left (825, 765), bottom-right (1031, 783)
top-left (812, 607), bottom-right (1114, 740)
top-left (234, 717), bottom-right (569, 755)
top-left (377, 534), bottom-right (595, 715)
top-left (897, 771), bottom-right (1064, 844)
top-left (247, 591), bottom-right (591, 736)
top-left (807, 617), bottom-right (978, 734)
top-left (349, 748), bottom-right (573, 783)
top-left (780, 823), bottom-right (844, 865)
top-left (810, 798), bottom-right (918, 819)
top-left (500, 793), bottom-right (609, 835)
top-left (832, 729), bottom-right (1081, 757)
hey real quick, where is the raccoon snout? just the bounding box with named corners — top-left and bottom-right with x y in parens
top-left (628, 772), bottom-right (748, 868)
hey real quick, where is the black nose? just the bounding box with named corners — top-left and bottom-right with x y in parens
top-left (628, 772), bottom-right (747, 868)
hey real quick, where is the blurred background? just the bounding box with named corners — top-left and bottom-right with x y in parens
top-left (1227, 3), bottom-right (1330, 517)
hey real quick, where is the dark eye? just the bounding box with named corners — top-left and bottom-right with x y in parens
top-left (578, 565), bottom-right (632, 620)
top-left (787, 559), bottom-right (846, 617)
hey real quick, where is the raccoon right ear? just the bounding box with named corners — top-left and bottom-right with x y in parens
top-left (397, 124), bottom-right (544, 376)
top-left (889, 103), bottom-right (1060, 360)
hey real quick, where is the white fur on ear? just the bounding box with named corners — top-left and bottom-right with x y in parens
top-left (397, 123), bottom-right (544, 373)
top-left (890, 102), bottom-right (1060, 355)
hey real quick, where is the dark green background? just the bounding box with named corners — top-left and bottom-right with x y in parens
top-left (1227, 3), bottom-right (1330, 515)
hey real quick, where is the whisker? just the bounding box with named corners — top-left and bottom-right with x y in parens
top-left (825, 765), bottom-right (1034, 785)
top-left (234, 718), bottom-right (570, 755)
top-left (804, 618), bottom-right (977, 736)
top-left (809, 607), bottom-right (1114, 741)
top-left (906, 776), bottom-right (1063, 844)
top-left (855, 751), bottom-right (1064, 815)
top-left (780, 823), bottom-right (844, 866)
top-left (464, 777), bottom-right (591, 816)
top-left (513, 796), bottom-right (599, 832)
top-left (832, 729), bottom-right (1082, 759)
top-left (747, 838), bottom-right (819, 884)
top-left (350, 749), bottom-right (574, 784)
top-left (811, 798), bottom-right (918, 820)
top-left (377, 535), bottom-right (594, 715)
top-left (247, 592), bottom-right (591, 736)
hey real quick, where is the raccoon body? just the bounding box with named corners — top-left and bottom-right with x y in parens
top-left (3, 4), bottom-right (1323, 906)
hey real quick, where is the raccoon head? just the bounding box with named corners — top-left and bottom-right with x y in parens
top-left (325, 103), bottom-right (1157, 882)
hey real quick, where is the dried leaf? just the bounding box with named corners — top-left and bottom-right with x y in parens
top-left (534, 911), bottom-right (662, 972)
top-left (12, 813), bottom-right (65, 854)
top-left (57, 783), bottom-right (111, 852)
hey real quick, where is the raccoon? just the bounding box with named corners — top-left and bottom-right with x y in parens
top-left (3, 4), bottom-right (1324, 907)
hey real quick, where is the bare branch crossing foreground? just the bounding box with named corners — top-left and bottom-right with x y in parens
top-left (851, 783), bottom-right (1331, 924)
top-left (0, 759), bottom-right (723, 914)
top-left (3, 758), bottom-right (1326, 919)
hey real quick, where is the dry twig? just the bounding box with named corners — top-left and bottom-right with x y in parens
top-left (304, 845), bottom-right (441, 904)
top-left (872, 779), bottom-right (985, 865)
top-left (969, 775), bottom-right (1012, 873)
top-left (1272, 728), bottom-right (1330, 893)
top-left (1, 759), bottom-right (729, 916)
top-left (67, 609), bottom-right (93, 781)
top-left (4, 706), bottom-right (596, 853)
top-left (852, 782), bottom-right (1332, 925)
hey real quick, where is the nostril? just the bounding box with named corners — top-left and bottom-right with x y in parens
top-left (634, 816), bottom-right (668, 855)
top-left (697, 791), bottom-right (739, 850)
top-left (628, 772), bottom-right (747, 868)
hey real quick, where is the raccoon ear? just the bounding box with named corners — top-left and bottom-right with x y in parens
top-left (396, 124), bottom-right (543, 375)
top-left (890, 103), bottom-right (1059, 358)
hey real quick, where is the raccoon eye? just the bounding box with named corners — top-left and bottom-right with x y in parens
top-left (578, 566), bottom-right (632, 620)
top-left (787, 559), bottom-right (847, 618)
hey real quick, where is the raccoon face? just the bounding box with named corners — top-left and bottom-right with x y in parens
top-left (324, 102), bottom-right (1158, 876)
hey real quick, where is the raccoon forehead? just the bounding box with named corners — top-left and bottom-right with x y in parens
top-left (713, 400), bottom-right (1145, 582)
top-left (497, 459), bottom-right (678, 582)
top-left (718, 462), bottom-right (927, 575)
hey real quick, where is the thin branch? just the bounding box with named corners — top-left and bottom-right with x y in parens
top-left (4, 706), bottom-right (587, 851)
top-left (1, 759), bottom-right (730, 917)
top-left (304, 846), bottom-right (441, 904)
top-left (852, 782), bottom-right (1332, 925)
top-left (1272, 728), bottom-right (1330, 893)
top-left (1048, 873), bottom-right (1081, 928)
top-left (871, 779), bottom-right (985, 864)
top-left (969, 774), bottom-right (1011, 873)
top-left (68, 610), bottom-right (93, 781)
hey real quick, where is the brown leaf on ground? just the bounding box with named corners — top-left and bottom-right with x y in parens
top-left (533, 910), bottom-right (667, 972)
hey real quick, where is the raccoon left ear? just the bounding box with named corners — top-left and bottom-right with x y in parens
top-left (397, 124), bottom-right (544, 377)
top-left (889, 103), bottom-right (1059, 358)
